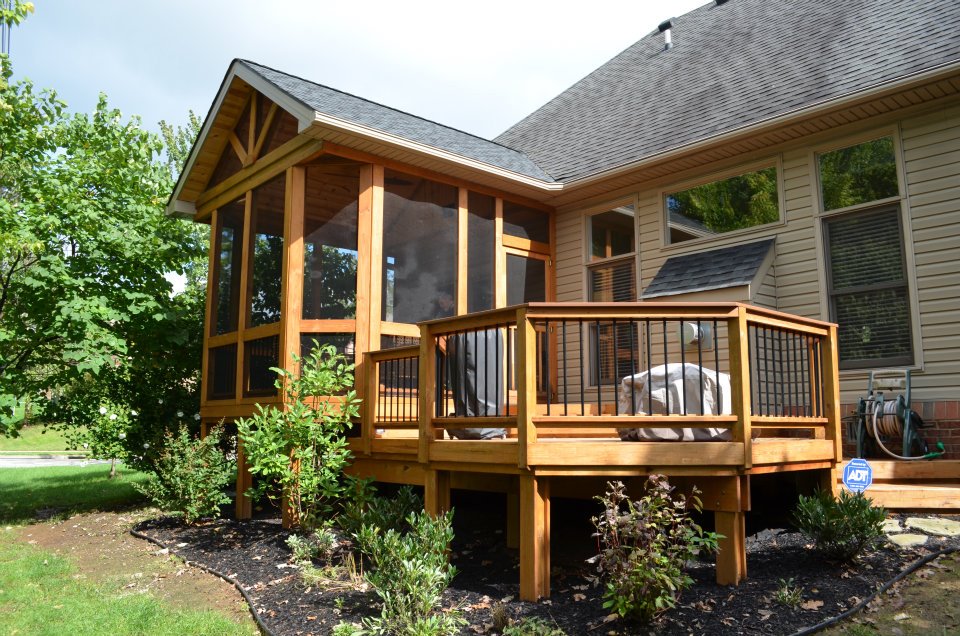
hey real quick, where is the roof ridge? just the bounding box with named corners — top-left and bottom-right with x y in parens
top-left (237, 58), bottom-right (541, 161)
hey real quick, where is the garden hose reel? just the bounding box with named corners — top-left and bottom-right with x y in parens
top-left (855, 369), bottom-right (944, 461)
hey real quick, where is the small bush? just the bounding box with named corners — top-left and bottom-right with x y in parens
top-left (286, 524), bottom-right (339, 565)
top-left (357, 510), bottom-right (464, 636)
top-left (792, 489), bottom-right (885, 561)
top-left (502, 616), bottom-right (567, 636)
top-left (340, 482), bottom-right (423, 549)
top-left (135, 425), bottom-right (232, 524)
top-left (774, 577), bottom-right (803, 608)
top-left (590, 476), bottom-right (719, 624)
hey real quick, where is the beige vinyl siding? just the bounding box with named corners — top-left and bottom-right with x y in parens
top-left (900, 103), bottom-right (960, 398)
top-left (553, 208), bottom-right (586, 399)
top-left (551, 98), bottom-right (960, 404)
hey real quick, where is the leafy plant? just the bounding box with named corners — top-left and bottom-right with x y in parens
top-left (792, 489), bottom-right (886, 561)
top-left (774, 577), bottom-right (803, 608)
top-left (589, 476), bottom-right (720, 624)
top-left (339, 481), bottom-right (423, 546)
top-left (134, 425), bottom-right (233, 524)
top-left (63, 400), bottom-right (134, 478)
top-left (237, 342), bottom-right (360, 529)
top-left (286, 524), bottom-right (339, 565)
top-left (357, 510), bottom-right (464, 636)
top-left (502, 616), bottom-right (567, 636)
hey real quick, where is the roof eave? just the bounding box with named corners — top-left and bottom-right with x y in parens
top-left (561, 59), bottom-right (960, 192)
top-left (304, 113), bottom-right (563, 191)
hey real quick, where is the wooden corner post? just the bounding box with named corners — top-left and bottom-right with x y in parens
top-left (519, 473), bottom-right (550, 601)
top-left (821, 325), bottom-right (842, 496)
top-left (517, 308), bottom-right (538, 469)
top-left (418, 324), bottom-right (438, 464)
top-left (727, 306), bottom-right (753, 469)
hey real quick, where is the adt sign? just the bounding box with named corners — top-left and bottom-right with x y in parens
top-left (843, 458), bottom-right (873, 493)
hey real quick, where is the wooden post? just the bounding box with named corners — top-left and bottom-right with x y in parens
top-left (199, 209), bottom-right (219, 409)
top-left (699, 474), bottom-right (749, 586)
top-left (519, 473), bottom-right (550, 601)
top-left (516, 308), bottom-right (538, 469)
top-left (362, 352), bottom-right (378, 456)
top-left (727, 306), bottom-right (753, 469)
top-left (506, 490), bottom-right (520, 549)
top-left (821, 325), bottom-right (843, 496)
top-left (418, 324), bottom-right (438, 464)
top-left (424, 469), bottom-right (451, 517)
top-left (235, 436), bottom-right (253, 520)
top-left (715, 511), bottom-right (747, 585)
top-left (457, 188), bottom-right (469, 315)
top-left (494, 198), bottom-right (506, 309)
top-left (279, 167), bottom-right (306, 530)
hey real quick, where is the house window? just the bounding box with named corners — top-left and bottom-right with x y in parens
top-left (824, 207), bottom-right (912, 369)
top-left (818, 136), bottom-right (912, 369)
top-left (665, 165), bottom-right (779, 244)
top-left (586, 205), bottom-right (637, 385)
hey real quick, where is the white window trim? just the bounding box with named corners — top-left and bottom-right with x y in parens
top-left (580, 197), bottom-right (640, 389)
top-left (659, 156), bottom-right (786, 251)
top-left (810, 125), bottom-right (924, 374)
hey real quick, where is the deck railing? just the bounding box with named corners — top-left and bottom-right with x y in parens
top-left (361, 303), bottom-right (840, 470)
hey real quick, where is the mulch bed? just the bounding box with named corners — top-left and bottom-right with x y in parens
top-left (133, 502), bottom-right (960, 636)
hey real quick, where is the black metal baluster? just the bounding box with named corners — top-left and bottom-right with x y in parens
top-left (495, 324), bottom-right (501, 417)
top-left (713, 320), bottom-right (720, 413)
top-left (646, 320), bottom-right (653, 415)
top-left (562, 320), bottom-right (568, 416)
top-left (612, 320), bottom-right (619, 416)
top-left (779, 330), bottom-right (787, 417)
top-left (545, 320), bottom-right (551, 416)
top-left (595, 321), bottom-right (602, 414)
top-left (764, 328), bottom-right (773, 418)
top-left (679, 320), bottom-right (687, 415)
top-left (629, 320), bottom-right (637, 416)
top-left (697, 320), bottom-right (704, 416)
top-left (579, 320), bottom-right (585, 415)
top-left (663, 320), bottom-right (670, 415)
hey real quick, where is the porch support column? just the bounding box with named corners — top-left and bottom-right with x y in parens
top-left (693, 474), bottom-right (750, 586)
top-left (424, 469), bottom-right (451, 517)
top-left (235, 438), bottom-right (253, 520)
top-left (519, 473), bottom-right (550, 601)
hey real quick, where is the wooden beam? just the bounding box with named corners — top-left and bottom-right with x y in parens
top-left (370, 165), bottom-right (384, 349)
top-left (457, 187), bottom-right (468, 315)
top-left (727, 306), bottom-right (753, 468)
top-left (424, 469), bottom-right (451, 517)
top-left (251, 102), bottom-right (279, 163)
top-left (517, 309), bottom-right (538, 469)
top-left (519, 473), bottom-right (550, 601)
top-left (495, 198), bottom-right (506, 308)
top-left (228, 132), bottom-right (248, 166)
top-left (279, 166), bottom-right (305, 375)
top-left (200, 209), bottom-right (218, 407)
top-left (247, 92), bottom-right (257, 159)
top-left (715, 511), bottom-right (747, 585)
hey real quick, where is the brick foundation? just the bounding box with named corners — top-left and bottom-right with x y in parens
top-left (840, 400), bottom-right (960, 460)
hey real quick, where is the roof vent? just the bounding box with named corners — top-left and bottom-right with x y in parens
top-left (658, 19), bottom-right (675, 50)
top-left (715, 0), bottom-right (730, 5)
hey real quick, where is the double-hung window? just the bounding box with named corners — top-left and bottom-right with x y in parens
top-left (586, 204), bottom-right (637, 385)
top-left (818, 136), bottom-right (913, 369)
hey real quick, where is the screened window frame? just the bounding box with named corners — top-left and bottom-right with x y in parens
top-left (582, 200), bottom-right (639, 387)
top-left (659, 157), bottom-right (785, 249)
top-left (813, 128), bottom-right (920, 371)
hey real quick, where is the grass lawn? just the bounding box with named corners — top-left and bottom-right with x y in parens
top-left (0, 533), bottom-right (252, 636)
top-left (0, 425), bottom-right (85, 454)
top-left (0, 464), bottom-right (149, 525)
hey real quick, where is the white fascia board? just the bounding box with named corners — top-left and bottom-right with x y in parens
top-left (563, 60), bottom-right (960, 191)
top-left (306, 113), bottom-right (564, 192)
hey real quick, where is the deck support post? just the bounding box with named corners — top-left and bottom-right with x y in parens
top-left (235, 438), bottom-right (253, 520)
top-left (519, 473), bottom-right (550, 601)
top-left (693, 475), bottom-right (749, 586)
top-left (506, 491), bottom-right (520, 549)
top-left (714, 510), bottom-right (747, 585)
top-left (424, 469), bottom-right (451, 517)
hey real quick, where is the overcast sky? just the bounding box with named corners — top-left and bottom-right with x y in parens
top-left (14, 0), bottom-right (706, 139)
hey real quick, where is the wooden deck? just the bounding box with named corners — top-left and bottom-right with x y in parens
top-left (347, 302), bottom-right (845, 600)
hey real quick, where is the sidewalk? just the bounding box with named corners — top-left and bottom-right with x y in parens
top-left (0, 455), bottom-right (108, 468)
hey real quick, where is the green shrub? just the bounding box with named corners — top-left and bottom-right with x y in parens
top-left (134, 425), bottom-right (232, 524)
top-left (792, 489), bottom-right (886, 561)
top-left (502, 616), bottom-right (567, 636)
top-left (590, 476), bottom-right (719, 624)
top-left (774, 577), bottom-right (803, 608)
top-left (339, 481), bottom-right (423, 547)
top-left (357, 510), bottom-right (464, 636)
top-left (237, 343), bottom-right (360, 529)
top-left (286, 524), bottom-right (339, 565)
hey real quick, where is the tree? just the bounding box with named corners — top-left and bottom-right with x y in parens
top-left (0, 4), bottom-right (207, 454)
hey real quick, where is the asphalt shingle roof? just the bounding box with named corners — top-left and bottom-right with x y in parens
top-left (495, 0), bottom-right (960, 182)
top-left (239, 60), bottom-right (553, 182)
top-left (643, 239), bottom-right (775, 299)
